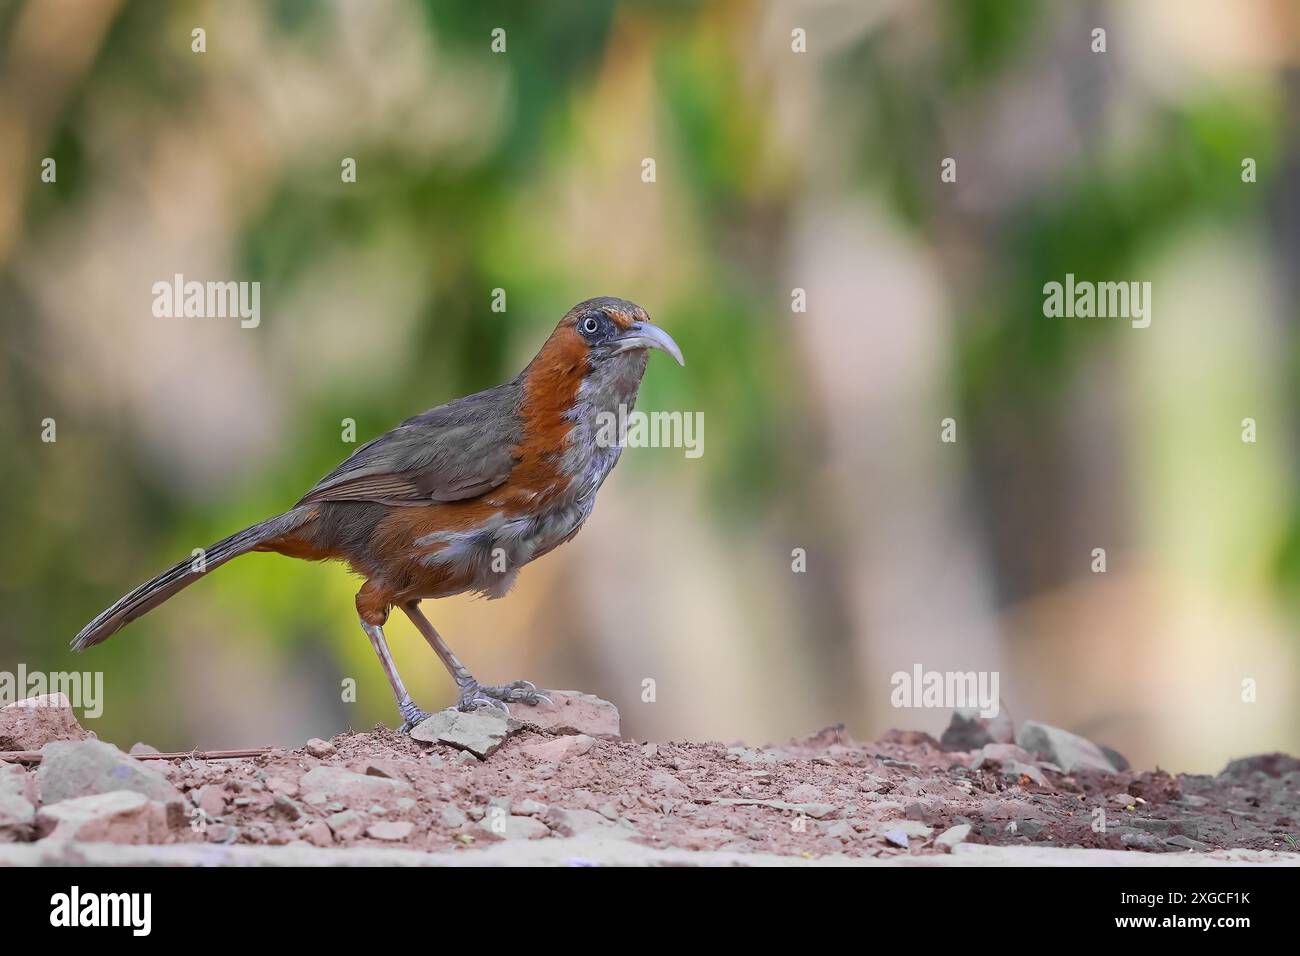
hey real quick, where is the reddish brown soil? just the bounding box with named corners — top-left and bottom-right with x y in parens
top-left (130, 724), bottom-right (1299, 858)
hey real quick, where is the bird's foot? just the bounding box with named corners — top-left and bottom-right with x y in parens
top-left (397, 695), bottom-right (433, 734)
top-left (456, 679), bottom-right (551, 714)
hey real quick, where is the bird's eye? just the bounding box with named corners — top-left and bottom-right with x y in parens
top-left (582, 314), bottom-right (602, 336)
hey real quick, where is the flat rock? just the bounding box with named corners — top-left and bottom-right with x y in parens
top-left (476, 814), bottom-right (551, 842)
top-left (366, 821), bottom-right (414, 842)
top-left (514, 691), bottom-right (620, 737)
top-left (36, 739), bottom-right (182, 805)
top-left (882, 828), bottom-right (910, 848)
top-left (410, 709), bottom-right (518, 758)
top-left (300, 767), bottom-right (410, 802)
top-left (935, 824), bottom-right (972, 850)
top-left (513, 735), bottom-right (595, 762)
top-left (543, 806), bottom-right (632, 840)
top-left (0, 694), bottom-right (89, 750)
top-left (1015, 721), bottom-right (1118, 774)
top-left (36, 790), bottom-right (170, 844)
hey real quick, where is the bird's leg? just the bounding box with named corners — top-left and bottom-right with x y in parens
top-left (400, 601), bottom-right (550, 713)
top-left (359, 619), bottom-right (431, 733)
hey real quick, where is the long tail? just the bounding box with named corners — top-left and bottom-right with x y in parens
top-left (71, 508), bottom-right (311, 651)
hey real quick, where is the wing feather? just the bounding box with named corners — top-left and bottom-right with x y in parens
top-left (297, 381), bottom-right (524, 507)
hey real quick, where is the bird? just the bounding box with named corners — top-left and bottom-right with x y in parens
top-left (72, 297), bottom-right (684, 731)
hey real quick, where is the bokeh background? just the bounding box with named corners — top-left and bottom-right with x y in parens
top-left (2, 0), bottom-right (1297, 773)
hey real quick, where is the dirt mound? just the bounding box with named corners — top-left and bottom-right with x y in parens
top-left (2, 695), bottom-right (1298, 861)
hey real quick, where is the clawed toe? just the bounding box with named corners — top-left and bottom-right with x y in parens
top-left (477, 679), bottom-right (550, 706)
top-left (397, 696), bottom-right (432, 733)
top-left (457, 689), bottom-right (510, 714)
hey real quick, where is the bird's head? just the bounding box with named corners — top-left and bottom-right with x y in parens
top-left (524, 297), bottom-right (683, 406)
top-left (558, 296), bottom-right (684, 369)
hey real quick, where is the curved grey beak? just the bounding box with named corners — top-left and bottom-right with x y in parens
top-left (614, 320), bottom-right (685, 366)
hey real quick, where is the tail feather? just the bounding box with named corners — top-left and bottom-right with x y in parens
top-left (71, 509), bottom-right (309, 651)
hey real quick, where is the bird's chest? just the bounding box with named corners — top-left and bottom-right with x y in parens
top-left (413, 362), bottom-right (641, 599)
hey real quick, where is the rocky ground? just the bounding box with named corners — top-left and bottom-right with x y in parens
top-left (1, 692), bottom-right (1298, 866)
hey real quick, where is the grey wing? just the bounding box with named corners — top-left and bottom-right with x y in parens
top-left (297, 380), bottom-right (524, 507)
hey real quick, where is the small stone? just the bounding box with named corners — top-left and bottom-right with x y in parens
top-left (439, 804), bottom-right (468, 828)
top-left (325, 810), bottom-right (365, 841)
top-left (1016, 721), bottom-right (1119, 774)
top-left (825, 820), bottom-right (855, 842)
top-left (514, 735), bottom-right (594, 762)
top-left (367, 820), bottom-right (414, 842)
top-left (935, 824), bottom-right (972, 850)
top-left (0, 694), bottom-right (89, 751)
top-left (272, 794), bottom-right (303, 821)
top-left (299, 767), bottom-right (410, 802)
top-left (36, 739), bottom-right (183, 805)
top-left (410, 709), bottom-right (517, 758)
top-left (305, 738), bottom-right (336, 759)
top-left (396, 798), bottom-right (416, 811)
top-left (648, 770), bottom-right (688, 797)
top-left (543, 806), bottom-right (626, 839)
top-left (858, 774), bottom-right (891, 793)
top-left (1120, 831), bottom-right (1163, 850)
top-left (511, 798), bottom-right (547, 816)
top-left (129, 742), bottom-right (160, 756)
top-left (1112, 793), bottom-right (1136, 807)
top-left (36, 790), bottom-right (170, 844)
top-left (883, 828), bottom-right (910, 849)
top-left (299, 820), bottom-right (333, 847)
